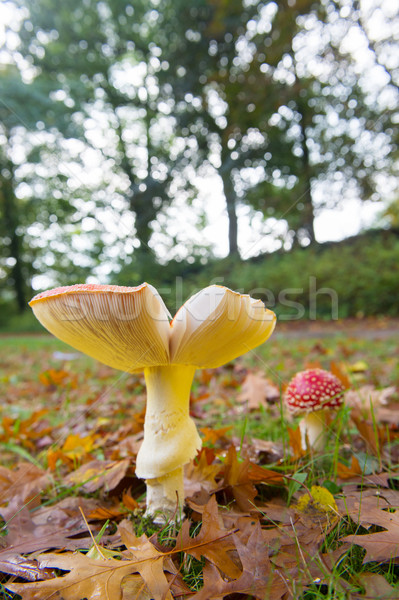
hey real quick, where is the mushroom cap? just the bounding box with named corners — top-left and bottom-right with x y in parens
top-left (284, 368), bottom-right (344, 415)
top-left (29, 283), bottom-right (276, 371)
top-left (170, 285), bottom-right (276, 367)
top-left (29, 283), bottom-right (171, 372)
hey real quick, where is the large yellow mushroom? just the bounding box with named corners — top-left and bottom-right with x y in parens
top-left (30, 283), bottom-right (276, 522)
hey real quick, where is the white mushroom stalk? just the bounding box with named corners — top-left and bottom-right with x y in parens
top-left (298, 409), bottom-right (329, 451)
top-left (30, 283), bottom-right (276, 522)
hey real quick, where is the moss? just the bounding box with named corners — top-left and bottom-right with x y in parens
top-left (296, 485), bottom-right (338, 515)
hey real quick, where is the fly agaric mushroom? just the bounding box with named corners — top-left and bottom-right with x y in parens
top-left (29, 283), bottom-right (276, 522)
top-left (284, 368), bottom-right (344, 451)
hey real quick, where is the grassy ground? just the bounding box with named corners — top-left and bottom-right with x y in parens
top-left (0, 325), bottom-right (398, 599)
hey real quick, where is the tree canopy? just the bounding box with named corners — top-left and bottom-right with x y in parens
top-left (0, 0), bottom-right (398, 312)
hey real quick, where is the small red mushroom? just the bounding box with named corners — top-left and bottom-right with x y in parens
top-left (284, 368), bottom-right (345, 451)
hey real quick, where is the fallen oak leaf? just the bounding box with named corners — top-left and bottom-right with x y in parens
top-left (330, 361), bottom-right (351, 389)
top-left (61, 432), bottom-right (100, 461)
top-left (66, 458), bottom-right (132, 493)
top-left (0, 462), bottom-right (52, 508)
top-left (199, 426), bottom-right (232, 445)
top-left (336, 455), bottom-right (362, 480)
top-left (5, 551), bottom-right (142, 600)
top-left (0, 410), bottom-right (52, 450)
top-left (122, 488), bottom-right (139, 511)
top-left (121, 573), bottom-right (154, 599)
top-left (345, 385), bottom-right (396, 411)
top-left (184, 449), bottom-right (220, 496)
top-left (340, 497), bottom-right (399, 563)
top-left (247, 438), bottom-right (283, 464)
top-left (352, 415), bottom-right (386, 457)
top-left (88, 504), bottom-right (129, 521)
top-left (118, 519), bottom-right (173, 600)
top-left (287, 426), bottom-right (306, 459)
top-left (237, 372), bottom-right (279, 410)
top-left (353, 572), bottom-right (399, 599)
top-left (0, 555), bottom-right (55, 581)
top-left (220, 445), bottom-right (284, 512)
top-left (174, 495), bottom-right (241, 579)
top-left (336, 471), bottom-right (396, 491)
top-left (189, 522), bottom-right (288, 600)
top-left (39, 368), bottom-right (77, 388)
top-left (0, 497), bottom-right (109, 559)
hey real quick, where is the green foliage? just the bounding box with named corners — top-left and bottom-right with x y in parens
top-left (1, 228), bottom-right (398, 329)
top-left (0, 62), bottom-right (105, 311)
top-left (178, 228), bottom-right (399, 319)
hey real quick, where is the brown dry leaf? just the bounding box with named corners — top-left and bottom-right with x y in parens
top-left (330, 361), bottom-right (351, 389)
top-left (237, 372), bottom-right (279, 410)
top-left (0, 496), bottom-right (110, 561)
top-left (220, 445), bottom-right (283, 512)
top-left (345, 385), bottom-right (396, 411)
top-left (377, 405), bottom-right (399, 428)
top-left (337, 472), bottom-right (396, 491)
top-left (121, 574), bottom-right (153, 599)
top-left (39, 368), bottom-right (78, 388)
top-left (6, 551), bottom-right (140, 600)
top-left (122, 488), bottom-right (139, 511)
top-left (352, 415), bottom-right (386, 456)
top-left (184, 450), bottom-right (220, 496)
top-left (256, 500), bottom-right (296, 526)
top-left (88, 504), bottom-right (129, 520)
top-left (118, 519), bottom-right (173, 600)
top-left (287, 426), bottom-right (306, 458)
top-left (199, 426), bottom-right (232, 445)
top-left (0, 462), bottom-right (51, 508)
top-left (175, 495), bottom-right (241, 579)
top-left (336, 455), bottom-right (362, 479)
top-left (249, 438), bottom-right (283, 463)
top-left (353, 573), bottom-right (399, 599)
top-left (264, 511), bottom-right (331, 561)
top-left (0, 410), bottom-right (53, 451)
top-left (66, 458), bottom-right (131, 493)
top-left (341, 496), bottom-right (399, 562)
top-left (189, 522), bottom-right (288, 600)
top-left (0, 555), bottom-right (55, 581)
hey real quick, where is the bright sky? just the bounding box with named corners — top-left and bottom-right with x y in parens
top-left (184, 178), bottom-right (384, 258)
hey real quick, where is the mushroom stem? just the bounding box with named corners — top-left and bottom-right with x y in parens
top-left (135, 364), bottom-right (201, 521)
top-left (300, 409), bottom-right (328, 451)
top-left (145, 468), bottom-right (185, 524)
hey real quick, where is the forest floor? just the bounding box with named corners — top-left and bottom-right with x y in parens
top-left (0, 322), bottom-right (398, 599)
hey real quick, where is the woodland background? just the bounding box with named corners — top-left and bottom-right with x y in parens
top-left (0, 0), bottom-right (398, 326)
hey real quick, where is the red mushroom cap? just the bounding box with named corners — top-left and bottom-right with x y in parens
top-left (284, 368), bottom-right (344, 415)
top-left (29, 283), bottom-right (145, 304)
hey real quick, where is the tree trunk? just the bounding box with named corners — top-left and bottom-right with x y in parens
top-left (221, 171), bottom-right (239, 256)
top-left (298, 107), bottom-right (316, 244)
top-left (1, 164), bottom-right (27, 312)
top-left (131, 190), bottom-right (155, 255)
